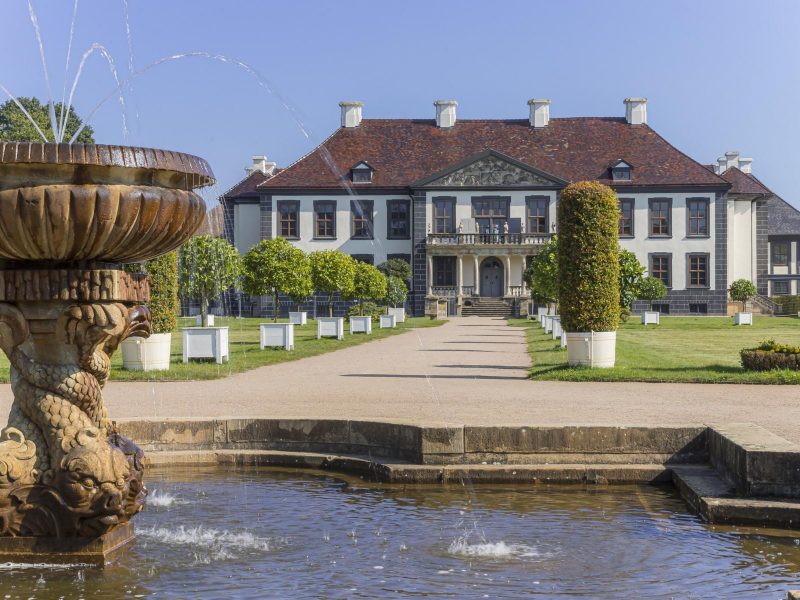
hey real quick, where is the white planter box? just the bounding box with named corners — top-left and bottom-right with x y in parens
top-left (565, 331), bottom-right (617, 368)
top-left (289, 311), bottom-right (307, 326)
top-left (317, 317), bottom-right (344, 340)
top-left (544, 315), bottom-right (554, 334)
top-left (121, 332), bottom-right (172, 371)
top-left (641, 311), bottom-right (660, 325)
top-left (350, 316), bottom-right (373, 334)
top-left (537, 307), bottom-right (548, 324)
top-left (734, 312), bottom-right (753, 325)
top-left (560, 334), bottom-right (567, 348)
top-left (183, 327), bottom-right (229, 364)
top-left (196, 314), bottom-right (215, 327)
top-left (380, 314), bottom-right (397, 329)
top-left (260, 323), bottom-right (294, 350)
top-left (387, 307), bottom-right (406, 323)
top-left (551, 316), bottom-right (562, 339)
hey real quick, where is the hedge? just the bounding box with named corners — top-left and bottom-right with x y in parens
top-left (771, 295), bottom-right (800, 314)
top-left (740, 339), bottom-right (800, 371)
top-left (558, 181), bottom-right (620, 332)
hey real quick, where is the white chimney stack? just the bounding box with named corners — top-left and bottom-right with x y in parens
top-left (245, 155), bottom-right (277, 176)
top-left (624, 97), bottom-right (648, 125)
top-left (725, 151), bottom-right (740, 171)
top-left (739, 157), bottom-right (753, 174)
top-left (528, 99), bottom-right (551, 127)
top-left (716, 157), bottom-right (727, 174)
top-left (434, 100), bottom-right (458, 128)
top-left (339, 101), bottom-right (363, 128)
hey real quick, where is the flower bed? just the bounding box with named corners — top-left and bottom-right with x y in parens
top-left (740, 339), bottom-right (800, 371)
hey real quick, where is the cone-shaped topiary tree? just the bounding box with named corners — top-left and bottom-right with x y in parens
top-left (558, 181), bottom-right (620, 333)
top-left (146, 251), bottom-right (180, 334)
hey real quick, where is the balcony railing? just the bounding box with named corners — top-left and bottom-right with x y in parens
top-left (427, 233), bottom-right (550, 246)
top-left (431, 286), bottom-right (458, 297)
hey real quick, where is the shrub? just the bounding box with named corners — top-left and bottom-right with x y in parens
top-left (385, 275), bottom-right (408, 308)
top-left (309, 250), bottom-right (357, 317)
top-left (145, 252), bottom-right (179, 334)
top-left (347, 301), bottom-right (383, 321)
top-left (558, 181), bottom-right (620, 332)
top-left (242, 238), bottom-right (312, 321)
top-left (771, 295), bottom-right (800, 314)
top-left (741, 340), bottom-right (800, 371)
top-left (377, 258), bottom-right (412, 289)
top-left (349, 262), bottom-right (387, 315)
top-left (524, 236), bottom-right (559, 305)
top-left (619, 249), bottom-right (645, 310)
top-left (729, 279), bottom-right (758, 311)
top-left (637, 276), bottom-right (668, 310)
top-left (179, 235), bottom-right (241, 327)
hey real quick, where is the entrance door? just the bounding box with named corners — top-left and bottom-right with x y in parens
top-left (480, 258), bottom-right (504, 297)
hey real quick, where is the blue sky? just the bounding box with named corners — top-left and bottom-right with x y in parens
top-left (1, 0), bottom-right (799, 204)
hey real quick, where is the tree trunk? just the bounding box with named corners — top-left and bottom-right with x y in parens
top-left (328, 293), bottom-right (334, 317)
top-left (200, 296), bottom-right (209, 327)
top-left (273, 290), bottom-right (279, 323)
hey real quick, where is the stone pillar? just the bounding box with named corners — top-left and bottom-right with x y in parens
top-left (457, 255), bottom-right (463, 296)
top-left (427, 255), bottom-right (433, 295)
top-left (504, 255), bottom-right (512, 296)
top-left (474, 255), bottom-right (480, 295)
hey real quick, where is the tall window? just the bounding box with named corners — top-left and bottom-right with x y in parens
top-left (433, 256), bottom-right (456, 286)
top-left (314, 201), bottom-right (336, 239)
top-left (649, 254), bottom-right (671, 287)
top-left (618, 198), bottom-right (634, 237)
top-left (387, 200), bottom-right (410, 239)
top-left (526, 196), bottom-right (549, 234)
top-left (473, 197), bottom-right (509, 233)
top-left (350, 200), bottom-right (374, 239)
top-left (649, 198), bottom-right (671, 237)
top-left (432, 197), bottom-right (455, 234)
top-left (687, 254), bottom-right (709, 288)
top-left (772, 241), bottom-right (789, 266)
top-left (277, 201), bottom-right (299, 239)
top-left (687, 198), bottom-right (709, 237)
top-left (773, 281), bottom-right (790, 295)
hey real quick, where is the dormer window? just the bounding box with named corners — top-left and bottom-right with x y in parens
top-left (351, 161), bottom-right (373, 184)
top-left (611, 160), bottom-right (632, 182)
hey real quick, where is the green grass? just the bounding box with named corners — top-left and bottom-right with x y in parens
top-left (0, 316), bottom-right (444, 384)
top-left (508, 315), bottom-right (800, 384)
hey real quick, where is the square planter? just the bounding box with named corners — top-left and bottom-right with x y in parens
top-left (260, 323), bottom-right (295, 350)
top-left (289, 311), bottom-right (307, 326)
top-left (387, 307), bottom-right (406, 323)
top-left (121, 332), bottom-right (172, 371)
top-left (350, 316), bottom-right (373, 334)
top-left (183, 327), bottom-right (229, 364)
top-left (317, 317), bottom-right (344, 340)
top-left (560, 334), bottom-right (567, 349)
top-left (380, 314), bottom-right (397, 329)
top-left (734, 312), bottom-right (753, 326)
top-left (565, 331), bottom-right (616, 368)
top-left (551, 316), bottom-right (562, 340)
top-left (544, 315), bottom-right (554, 334)
top-left (537, 307), bottom-right (548, 325)
top-left (641, 311), bottom-right (660, 325)
top-left (195, 314), bottom-right (215, 327)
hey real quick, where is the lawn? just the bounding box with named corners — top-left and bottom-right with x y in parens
top-left (0, 316), bottom-right (444, 383)
top-left (508, 315), bottom-right (800, 384)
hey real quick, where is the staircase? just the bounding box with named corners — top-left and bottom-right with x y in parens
top-left (461, 298), bottom-right (515, 318)
top-left (752, 295), bottom-right (778, 316)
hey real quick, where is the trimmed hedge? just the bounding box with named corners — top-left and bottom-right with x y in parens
top-left (146, 251), bottom-right (180, 334)
top-left (771, 295), bottom-right (800, 314)
top-left (558, 181), bottom-right (620, 332)
top-left (740, 339), bottom-right (800, 371)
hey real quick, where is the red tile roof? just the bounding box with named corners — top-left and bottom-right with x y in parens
top-left (720, 166), bottom-right (773, 196)
top-left (259, 118), bottom-right (729, 191)
top-left (222, 170), bottom-right (271, 198)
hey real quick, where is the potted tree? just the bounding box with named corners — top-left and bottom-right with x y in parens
top-left (179, 234), bottom-right (241, 362)
top-left (378, 258), bottom-right (412, 322)
top-left (730, 278), bottom-right (757, 325)
top-left (310, 250), bottom-right (356, 339)
top-left (637, 276), bottom-right (667, 325)
top-left (347, 262), bottom-right (387, 334)
top-left (121, 252), bottom-right (179, 371)
top-left (559, 182), bottom-right (620, 368)
top-left (524, 236), bottom-right (559, 327)
top-left (382, 275), bottom-right (407, 328)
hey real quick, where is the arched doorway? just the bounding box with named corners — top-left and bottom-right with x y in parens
top-left (480, 257), bottom-right (504, 297)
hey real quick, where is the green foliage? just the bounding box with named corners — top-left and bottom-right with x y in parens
top-left (771, 295), bottom-right (800, 314)
top-left (179, 235), bottom-right (241, 325)
top-left (385, 275), bottom-right (408, 307)
top-left (637, 276), bottom-right (668, 309)
top-left (0, 97), bottom-right (94, 143)
top-left (242, 238), bottom-right (312, 321)
top-left (741, 340), bottom-right (800, 371)
top-left (145, 252), bottom-right (179, 334)
top-left (349, 262), bottom-right (387, 314)
top-left (729, 279), bottom-right (758, 310)
top-left (309, 250), bottom-right (357, 316)
top-left (524, 236), bottom-right (559, 305)
top-left (557, 181), bottom-right (620, 332)
top-left (347, 301), bottom-right (384, 321)
top-left (377, 258), bottom-right (412, 288)
top-left (618, 249), bottom-right (645, 310)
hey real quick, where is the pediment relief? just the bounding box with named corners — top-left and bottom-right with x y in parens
top-left (421, 152), bottom-right (564, 188)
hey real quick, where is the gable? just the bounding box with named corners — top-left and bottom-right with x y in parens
top-left (414, 150), bottom-right (567, 188)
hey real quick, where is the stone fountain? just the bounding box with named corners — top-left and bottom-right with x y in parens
top-left (0, 142), bottom-right (211, 564)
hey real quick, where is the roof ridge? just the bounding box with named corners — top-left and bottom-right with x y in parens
top-left (259, 127), bottom-right (343, 187)
top-left (643, 124), bottom-right (730, 186)
top-left (220, 170), bottom-right (264, 198)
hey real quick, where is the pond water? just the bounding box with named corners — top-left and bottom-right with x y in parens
top-left (2, 466), bottom-right (799, 599)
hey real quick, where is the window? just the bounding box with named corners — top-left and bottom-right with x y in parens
top-left (649, 253), bottom-right (672, 287)
top-left (618, 198), bottom-right (634, 237)
top-left (687, 253), bottom-right (709, 288)
top-left (652, 303), bottom-right (670, 314)
top-left (387, 200), bottom-right (410, 239)
top-left (611, 160), bottom-right (632, 182)
top-left (649, 198), bottom-right (671, 237)
top-left (433, 256), bottom-right (456, 286)
top-left (351, 254), bottom-right (374, 265)
top-left (314, 201), bottom-right (336, 239)
top-left (526, 196), bottom-right (549, 234)
top-left (772, 241), bottom-right (789, 266)
top-left (687, 198), bottom-right (709, 237)
top-left (277, 201), bottom-right (299, 239)
top-left (351, 162), bottom-right (373, 184)
top-left (473, 197), bottom-right (510, 234)
top-left (350, 200), bottom-right (373, 239)
top-left (432, 197), bottom-right (456, 234)
top-left (689, 303), bottom-right (708, 315)
top-left (773, 281), bottom-right (790, 295)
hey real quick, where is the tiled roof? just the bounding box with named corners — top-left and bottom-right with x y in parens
top-left (720, 166), bottom-right (773, 195)
top-left (259, 118), bottom-right (729, 190)
top-left (769, 195), bottom-right (800, 236)
top-left (222, 170), bottom-right (271, 198)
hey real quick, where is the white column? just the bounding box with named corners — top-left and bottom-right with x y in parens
top-left (504, 255), bottom-right (512, 296)
top-left (457, 255), bottom-right (463, 296)
top-left (474, 255), bottom-right (480, 295)
top-left (427, 255), bottom-right (433, 295)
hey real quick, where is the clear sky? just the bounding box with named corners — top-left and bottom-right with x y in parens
top-left (1, 0), bottom-right (799, 205)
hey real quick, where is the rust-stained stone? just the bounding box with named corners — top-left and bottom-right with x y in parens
top-left (0, 268), bottom-right (149, 303)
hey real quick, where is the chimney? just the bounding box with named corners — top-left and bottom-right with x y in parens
top-left (624, 97), bottom-right (647, 125)
top-left (527, 99), bottom-right (551, 127)
top-left (434, 100), bottom-right (458, 128)
top-left (738, 157), bottom-right (753, 174)
top-left (245, 155), bottom-right (277, 176)
top-left (725, 151), bottom-right (740, 171)
top-left (716, 157), bottom-right (727, 174)
top-left (339, 101), bottom-right (363, 128)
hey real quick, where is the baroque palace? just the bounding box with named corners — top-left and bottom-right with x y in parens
top-left (222, 97), bottom-right (799, 317)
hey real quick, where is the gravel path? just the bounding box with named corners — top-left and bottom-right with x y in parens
top-left (1, 317), bottom-right (798, 442)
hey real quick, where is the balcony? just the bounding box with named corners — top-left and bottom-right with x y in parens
top-left (427, 233), bottom-right (550, 248)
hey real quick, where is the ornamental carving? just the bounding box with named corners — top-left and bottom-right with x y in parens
top-left (428, 155), bottom-right (556, 187)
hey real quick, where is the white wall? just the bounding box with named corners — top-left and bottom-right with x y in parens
top-left (727, 199), bottom-right (756, 285)
top-left (234, 203), bottom-right (260, 255)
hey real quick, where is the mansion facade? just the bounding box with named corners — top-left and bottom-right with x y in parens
top-left (222, 97), bottom-right (794, 317)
